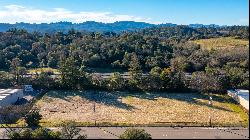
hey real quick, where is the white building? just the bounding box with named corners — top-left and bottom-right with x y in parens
top-left (24, 85), bottom-right (33, 92)
top-left (227, 89), bottom-right (249, 110)
top-left (0, 89), bottom-right (24, 107)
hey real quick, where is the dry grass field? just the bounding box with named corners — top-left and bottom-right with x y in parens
top-left (191, 37), bottom-right (249, 50)
top-left (28, 68), bottom-right (60, 74)
top-left (35, 90), bottom-right (249, 127)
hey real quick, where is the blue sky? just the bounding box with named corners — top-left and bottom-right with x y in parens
top-left (0, 0), bottom-right (248, 25)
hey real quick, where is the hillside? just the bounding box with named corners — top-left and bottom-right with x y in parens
top-left (0, 21), bottom-right (165, 33)
top-left (0, 21), bottom-right (228, 34)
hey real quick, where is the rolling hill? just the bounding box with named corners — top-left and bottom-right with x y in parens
top-left (191, 37), bottom-right (249, 50)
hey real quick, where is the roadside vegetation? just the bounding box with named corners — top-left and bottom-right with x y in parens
top-left (7, 120), bottom-right (87, 139)
top-left (119, 128), bottom-right (151, 139)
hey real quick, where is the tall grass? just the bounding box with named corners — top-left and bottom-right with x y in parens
top-left (191, 37), bottom-right (249, 50)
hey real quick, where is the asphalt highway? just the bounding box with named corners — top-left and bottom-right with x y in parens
top-left (0, 127), bottom-right (249, 139)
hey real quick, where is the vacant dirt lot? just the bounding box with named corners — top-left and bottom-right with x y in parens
top-left (35, 90), bottom-right (248, 126)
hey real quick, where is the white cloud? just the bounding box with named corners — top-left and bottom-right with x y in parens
top-left (0, 5), bottom-right (153, 24)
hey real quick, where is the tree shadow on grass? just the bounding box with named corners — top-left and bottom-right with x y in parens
top-left (45, 90), bottom-right (136, 110)
top-left (119, 92), bottom-right (235, 112)
top-left (44, 90), bottom-right (235, 112)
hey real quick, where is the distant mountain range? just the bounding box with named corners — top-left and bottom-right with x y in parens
top-left (0, 21), bottom-right (230, 33)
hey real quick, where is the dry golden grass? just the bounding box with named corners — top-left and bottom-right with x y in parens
top-left (35, 90), bottom-right (248, 127)
top-left (191, 37), bottom-right (249, 50)
top-left (28, 68), bottom-right (60, 74)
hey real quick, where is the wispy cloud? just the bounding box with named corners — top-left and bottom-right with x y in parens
top-left (0, 5), bottom-right (152, 24)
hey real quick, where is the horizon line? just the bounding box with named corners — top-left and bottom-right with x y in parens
top-left (0, 21), bottom-right (248, 26)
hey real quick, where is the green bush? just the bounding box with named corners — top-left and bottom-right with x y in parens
top-left (0, 71), bottom-right (14, 88)
top-left (119, 128), bottom-right (152, 139)
top-left (48, 131), bottom-right (62, 139)
top-left (7, 131), bottom-right (21, 139)
top-left (24, 110), bottom-right (42, 127)
top-left (60, 121), bottom-right (87, 139)
top-left (7, 128), bottom-right (61, 139)
top-left (31, 127), bottom-right (50, 139)
top-left (32, 127), bottom-right (61, 139)
top-left (20, 129), bottom-right (32, 138)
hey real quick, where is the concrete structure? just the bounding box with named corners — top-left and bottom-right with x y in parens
top-left (0, 89), bottom-right (24, 107)
top-left (228, 89), bottom-right (249, 110)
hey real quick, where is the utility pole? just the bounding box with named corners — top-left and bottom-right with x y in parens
top-left (208, 94), bottom-right (213, 127)
top-left (93, 102), bottom-right (96, 112)
top-left (93, 91), bottom-right (96, 126)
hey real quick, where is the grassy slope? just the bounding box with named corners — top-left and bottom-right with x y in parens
top-left (33, 90), bottom-right (248, 127)
top-left (28, 68), bottom-right (60, 74)
top-left (191, 37), bottom-right (249, 50)
top-left (27, 67), bottom-right (128, 74)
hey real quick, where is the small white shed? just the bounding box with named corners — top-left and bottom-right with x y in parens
top-left (0, 89), bottom-right (24, 107)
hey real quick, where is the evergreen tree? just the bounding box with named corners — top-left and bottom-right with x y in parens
top-left (10, 58), bottom-right (21, 85)
top-left (59, 56), bottom-right (80, 89)
top-left (128, 53), bottom-right (142, 88)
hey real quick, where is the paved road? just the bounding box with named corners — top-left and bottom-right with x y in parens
top-left (23, 72), bottom-right (144, 79)
top-left (24, 72), bottom-right (193, 79)
top-left (1, 127), bottom-right (249, 139)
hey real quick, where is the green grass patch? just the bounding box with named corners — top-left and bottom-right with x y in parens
top-left (226, 103), bottom-right (249, 127)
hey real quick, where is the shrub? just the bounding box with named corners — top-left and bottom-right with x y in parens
top-left (7, 131), bottom-right (21, 139)
top-left (48, 131), bottom-right (62, 139)
top-left (24, 110), bottom-right (42, 127)
top-left (31, 127), bottom-right (50, 139)
top-left (32, 127), bottom-right (61, 139)
top-left (7, 128), bottom-right (61, 139)
top-left (107, 72), bottom-right (125, 90)
top-left (0, 71), bottom-right (14, 88)
top-left (20, 129), bottom-right (32, 138)
top-left (60, 121), bottom-right (87, 139)
top-left (119, 128), bottom-right (152, 139)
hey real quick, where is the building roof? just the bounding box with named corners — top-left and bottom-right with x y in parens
top-left (228, 89), bottom-right (249, 102)
top-left (236, 89), bottom-right (249, 101)
top-left (0, 89), bottom-right (23, 101)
